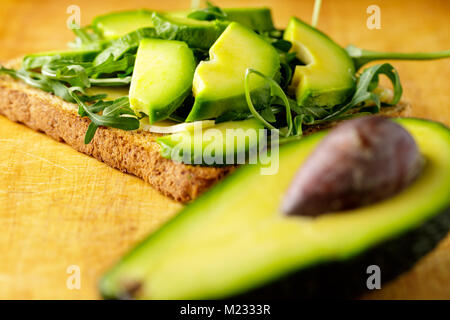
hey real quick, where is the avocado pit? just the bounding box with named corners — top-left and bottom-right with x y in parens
top-left (281, 116), bottom-right (424, 217)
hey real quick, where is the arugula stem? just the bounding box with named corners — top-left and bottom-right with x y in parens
top-left (90, 76), bottom-right (131, 86)
top-left (244, 68), bottom-right (293, 137)
top-left (347, 45), bottom-right (450, 69)
top-left (277, 135), bottom-right (303, 145)
top-left (244, 70), bottom-right (278, 131)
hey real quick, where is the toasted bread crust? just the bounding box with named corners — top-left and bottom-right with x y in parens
top-left (0, 59), bottom-right (410, 202)
top-left (0, 72), bottom-right (234, 203)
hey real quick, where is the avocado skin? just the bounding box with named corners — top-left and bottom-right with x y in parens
top-left (236, 206), bottom-right (450, 299)
top-left (100, 205), bottom-right (449, 300)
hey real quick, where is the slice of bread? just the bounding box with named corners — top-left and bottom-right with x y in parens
top-left (0, 58), bottom-right (410, 202)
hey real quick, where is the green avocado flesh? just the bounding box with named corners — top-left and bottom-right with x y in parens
top-left (222, 7), bottom-right (274, 31)
top-left (186, 22), bottom-right (280, 122)
top-left (129, 38), bottom-right (196, 123)
top-left (92, 10), bottom-right (154, 39)
top-left (151, 12), bottom-right (229, 50)
top-left (85, 86), bottom-right (129, 101)
top-left (284, 17), bottom-right (356, 107)
top-left (100, 118), bottom-right (450, 299)
top-left (156, 118), bottom-right (265, 165)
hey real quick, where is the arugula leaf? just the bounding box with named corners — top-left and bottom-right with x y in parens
top-left (39, 54), bottom-right (134, 89)
top-left (69, 90), bottom-right (140, 144)
top-left (22, 50), bottom-right (99, 70)
top-left (88, 54), bottom-right (135, 76)
top-left (0, 66), bottom-right (75, 101)
top-left (316, 63), bottom-right (402, 123)
top-left (261, 107), bottom-right (277, 123)
top-left (69, 25), bottom-right (106, 50)
top-left (244, 63), bottom-right (403, 140)
top-left (42, 62), bottom-right (90, 88)
top-left (84, 122), bottom-right (98, 144)
top-left (271, 39), bottom-right (292, 53)
top-left (346, 45), bottom-right (450, 70)
top-left (244, 68), bottom-right (293, 137)
top-left (188, 1), bottom-right (227, 21)
top-left (93, 28), bottom-right (157, 66)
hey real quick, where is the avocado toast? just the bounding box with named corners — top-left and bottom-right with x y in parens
top-left (0, 60), bottom-right (408, 202)
top-left (0, 3), bottom-right (429, 201)
top-left (0, 1), bottom-right (448, 298)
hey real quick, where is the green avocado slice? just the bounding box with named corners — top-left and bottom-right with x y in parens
top-left (156, 118), bottom-right (265, 165)
top-left (222, 7), bottom-right (275, 31)
top-left (186, 22), bottom-right (280, 122)
top-left (129, 39), bottom-right (196, 123)
top-left (92, 10), bottom-right (154, 39)
top-left (284, 17), bottom-right (356, 108)
top-left (100, 118), bottom-right (450, 299)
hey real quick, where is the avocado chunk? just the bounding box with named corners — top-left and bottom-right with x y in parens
top-left (92, 10), bottom-right (154, 39)
top-left (129, 39), bottom-right (196, 123)
top-left (284, 17), bottom-right (356, 107)
top-left (223, 7), bottom-right (274, 31)
top-left (100, 118), bottom-right (450, 299)
top-left (151, 12), bottom-right (229, 50)
top-left (186, 22), bottom-right (280, 122)
top-left (156, 119), bottom-right (265, 165)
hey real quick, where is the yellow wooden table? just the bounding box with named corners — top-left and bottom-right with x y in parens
top-left (0, 0), bottom-right (449, 299)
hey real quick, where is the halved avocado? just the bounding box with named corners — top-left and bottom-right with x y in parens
top-left (100, 118), bottom-right (450, 299)
top-left (151, 12), bottom-right (229, 50)
top-left (92, 10), bottom-right (154, 39)
top-left (186, 22), bottom-right (280, 122)
top-left (284, 17), bottom-right (356, 107)
top-left (129, 38), bottom-right (196, 123)
top-left (156, 118), bottom-right (265, 165)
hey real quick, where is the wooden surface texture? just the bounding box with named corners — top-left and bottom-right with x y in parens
top-left (0, 0), bottom-right (449, 299)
